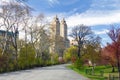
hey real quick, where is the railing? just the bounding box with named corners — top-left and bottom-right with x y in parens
top-left (108, 74), bottom-right (119, 80)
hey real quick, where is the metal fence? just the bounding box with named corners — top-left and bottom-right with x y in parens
top-left (108, 74), bottom-right (120, 80)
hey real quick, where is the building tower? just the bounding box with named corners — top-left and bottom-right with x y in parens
top-left (60, 18), bottom-right (67, 39)
top-left (50, 15), bottom-right (60, 37)
top-left (50, 16), bottom-right (69, 56)
top-left (60, 18), bottom-right (69, 48)
top-left (50, 16), bottom-right (60, 54)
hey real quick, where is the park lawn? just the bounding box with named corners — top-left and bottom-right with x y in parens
top-left (67, 64), bottom-right (119, 80)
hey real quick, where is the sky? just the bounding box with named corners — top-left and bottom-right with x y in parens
top-left (1, 0), bottom-right (120, 47)
top-left (26, 0), bottom-right (120, 47)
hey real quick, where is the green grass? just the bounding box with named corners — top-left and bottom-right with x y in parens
top-left (67, 64), bottom-right (119, 80)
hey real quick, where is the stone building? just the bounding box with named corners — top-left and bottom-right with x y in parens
top-left (50, 16), bottom-right (69, 56)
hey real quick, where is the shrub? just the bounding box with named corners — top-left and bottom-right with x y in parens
top-left (63, 46), bottom-right (78, 62)
top-left (74, 58), bottom-right (84, 70)
top-left (71, 56), bottom-right (77, 63)
top-left (50, 53), bottom-right (59, 64)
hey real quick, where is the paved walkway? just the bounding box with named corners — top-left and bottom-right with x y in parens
top-left (0, 64), bottom-right (90, 80)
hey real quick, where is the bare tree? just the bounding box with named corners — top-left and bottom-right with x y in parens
top-left (70, 24), bottom-right (92, 58)
top-left (25, 14), bottom-right (50, 59)
top-left (0, 1), bottom-right (31, 69)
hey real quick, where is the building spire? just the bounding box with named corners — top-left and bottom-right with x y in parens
top-left (61, 18), bottom-right (66, 24)
top-left (62, 18), bottom-right (65, 21)
top-left (55, 15), bottom-right (57, 18)
top-left (53, 15), bottom-right (59, 22)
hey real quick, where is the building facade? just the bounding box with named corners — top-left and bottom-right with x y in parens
top-left (50, 16), bottom-right (69, 56)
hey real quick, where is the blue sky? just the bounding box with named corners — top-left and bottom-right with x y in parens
top-left (27, 0), bottom-right (120, 47)
top-left (1, 0), bottom-right (120, 47)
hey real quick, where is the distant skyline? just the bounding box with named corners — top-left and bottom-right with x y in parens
top-left (1, 0), bottom-right (120, 46)
top-left (26, 0), bottom-right (120, 47)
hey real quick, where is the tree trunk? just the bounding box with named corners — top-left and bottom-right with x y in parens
top-left (2, 30), bottom-right (9, 55)
top-left (116, 50), bottom-right (120, 80)
top-left (15, 48), bottom-right (18, 70)
top-left (112, 65), bottom-right (115, 72)
top-left (78, 46), bottom-right (80, 58)
top-left (92, 66), bottom-right (95, 75)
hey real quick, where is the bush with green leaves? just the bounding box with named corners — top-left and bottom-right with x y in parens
top-left (50, 53), bottom-right (59, 65)
top-left (35, 58), bottom-right (43, 67)
top-left (63, 46), bottom-right (78, 62)
top-left (73, 58), bottom-right (84, 70)
top-left (18, 44), bottom-right (36, 69)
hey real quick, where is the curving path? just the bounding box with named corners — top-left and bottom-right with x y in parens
top-left (0, 64), bottom-right (90, 80)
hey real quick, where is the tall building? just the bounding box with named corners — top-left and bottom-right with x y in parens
top-left (50, 16), bottom-right (69, 56)
top-left (60, 18), bottom-right (69, 48)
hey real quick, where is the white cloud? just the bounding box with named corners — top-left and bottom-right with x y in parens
top-left (0, 0), bottom-right (10, 2)
top-left (48, 0), bottom-right (58, 3)
top-left (64, 0), bottom-right (120, 27)
top-left (66, 10), bottom-right (120, 27)
top-left (91, 0), bottom-right (120, 10)
top-left (93, 29), bottom-right (109, 35)
top-left (48, 0), bottom-right (59, 7)
top-left (45, 0), bottom-right (120, 28)
top-left (0, 0), bottom-right (11, 4)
